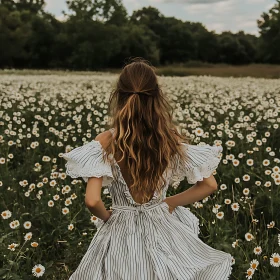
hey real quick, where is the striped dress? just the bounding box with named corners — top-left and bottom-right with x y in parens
top-left (62, 128), bottom-right (233, 280)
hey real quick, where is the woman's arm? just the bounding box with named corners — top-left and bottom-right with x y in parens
top-left (163, 175), bottom-right (218, 211)
top-left (85, 177), bottom-right (111, 221)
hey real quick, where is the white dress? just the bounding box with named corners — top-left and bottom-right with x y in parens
top-left (62, 129), bottom-right (233, 280)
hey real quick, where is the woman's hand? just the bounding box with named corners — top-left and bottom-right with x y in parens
top-left (103, 209), bottom-right (113, 222)
top-left (163, 199), bottom-right (176, 214)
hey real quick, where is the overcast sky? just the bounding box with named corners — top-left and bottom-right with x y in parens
top-left (45, 0), bottom-right (275, 36)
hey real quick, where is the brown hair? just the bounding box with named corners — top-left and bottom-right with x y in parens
top-left (104, 57), bottom-right (191, 204)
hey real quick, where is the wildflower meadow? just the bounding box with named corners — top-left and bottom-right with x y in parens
top-left (0, 73), bottom-right (279, 279)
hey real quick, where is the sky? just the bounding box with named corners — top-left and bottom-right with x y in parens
top-left (45, 0), bottom-right (276, 36)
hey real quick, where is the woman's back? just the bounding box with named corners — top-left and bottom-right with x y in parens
top-left (62, 58), bottom-right (233, 279)
top-left (62, 127), bottom-right (233, 280)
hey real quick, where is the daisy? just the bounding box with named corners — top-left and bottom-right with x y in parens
top-left (42, 156), bottom-right (51, 162)
top-left (194, 127), bottom-right (204, 136)
top-left (1, 210), bottom-right (12, 219)
top-left (265, 170), bottom-right (272, 175)
top-left (270, 253), bottom-right (280, 267)
top-left (231, 202), bottom-right (240, 211)
top-left (272, 166), bottom-right (280, 173)
top-left (243, 188), bottom-right (250, 195)
top-left (253, 246), bottom-right (262, 255)
top-left (216, 211), bottom-right (224, 219)
top-left (246, 268), bottom-right (255, 279)
top-left (243, 174), bottom-right (250, 181)
top-left (220, 184), bottom-right (227, 190)
top-left (8, 243), bottom-right (19, 251)
top-left (263, 159), bottom-right (270, 166)
top-left (31, 242), bottom-right (39, 247)
top-left (24, 232), bottom-right (32, 241)
top-left (65, 198), bottom-right (72, 206)
top-left (246, 159), bottom-right (254, 166)
top-left (232, 159), bottom-right (240, 167)
top-left (264, 181), bottom-right (271, 188)
top-left (232, 240), bottom-right (239, 248)
top-left (267, 221), bottom-right (275, 229)
top-left (62, 185), bottom-right (71, 194)
top-left (224, 198), bottom-right (231, 204)
top-left (90, 215), bottom-right (98, 223)
top-left (48, 200), bottom-right (54, 207)
top-left (68, 224), bottom-right (74, 231)
top-left (32, 264), bottom-right (45, 277)
top-left (250, 259), bottom-right (259, 270)
top-left (23, 221), bottom-right (32, 229)
top-left (265, 132), bottom-right (270, 137)
top-left (9, 220), bottom-right (20, 229)
top-left (49, 180), bottom-right (56, 187)
top-left (234, 178), bottom-right (240, 183)
top-left (62, 207), bottom-right (69, 215)
top-left (245, 232), bottom-right (254, 241)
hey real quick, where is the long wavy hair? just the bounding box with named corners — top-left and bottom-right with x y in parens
top-left (103, 57), bottom-right (191, 204)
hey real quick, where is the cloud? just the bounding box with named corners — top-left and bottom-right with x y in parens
top-left (123, 0), bottom-right (142, 11)
top-left (55, 14), bottom-right (69, 22)
top-left (207, 22), bottom-right (226, 33)
top-left (184, 0), bottom-right (235, 15)
top-left (246, 0), bottom-right (266, 3)
top-left (265, 3), bottom-right (275, 11)
top-left (236, 20), bottom-right (257, 29)
top-left (45, 0), bottom-right (67, 15)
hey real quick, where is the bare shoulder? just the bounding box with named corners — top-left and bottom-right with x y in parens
top-left (94, 130), bottom-right (112, 150)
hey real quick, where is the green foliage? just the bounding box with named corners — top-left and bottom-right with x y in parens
top-left (257, 0), bottom-right (280, 63)
top-left (0, 0), bottom-right (279, 69)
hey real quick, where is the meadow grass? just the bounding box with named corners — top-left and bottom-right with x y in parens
top-left (0, 73), bottom-right (279, 279)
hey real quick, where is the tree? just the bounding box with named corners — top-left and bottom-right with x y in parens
top-left (160, 18), bottom-right (196, 64)
top-left (257, 0), bottom-right (280, 63)
top-left (108, 23), bottom-right (160, 67)
top-left (185, 22), bottom-right (219, 63)
top-left (25, 13), bottom-right (61, 68)
top-left (0, 6), bottom-right (32, 67)
top-left (131, 9), bottom-right (196, 64)
top-left (0, 0), bottom-right (45, 13)
top-left (66, 0), bottom-right (128, 24)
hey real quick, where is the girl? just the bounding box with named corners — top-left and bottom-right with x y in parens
top-left (62, 57), bottom-right (233, 279)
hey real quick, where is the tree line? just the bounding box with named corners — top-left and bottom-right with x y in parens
top-left (0, 0), bottom-right (279, 70)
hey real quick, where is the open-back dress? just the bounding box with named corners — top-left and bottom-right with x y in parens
top-left (62, 128), bottom-right (233, 280)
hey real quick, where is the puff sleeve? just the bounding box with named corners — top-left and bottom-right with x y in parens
top-left (170, 143), bottom-right (223, 185)
top-left (61, 140), bottom-right (114, 187)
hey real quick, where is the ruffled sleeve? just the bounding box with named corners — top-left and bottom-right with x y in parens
top-left (170, 143), bottom-right (223, 185)
top-left (61, 140), bottom-right (114, 187)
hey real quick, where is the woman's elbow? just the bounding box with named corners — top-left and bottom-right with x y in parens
top-left (85, 198), bottom-right (101, 208)
top-left (203, 175), bottom-right (218, 190)
top-left (208, 183), bottom-right (218, 190)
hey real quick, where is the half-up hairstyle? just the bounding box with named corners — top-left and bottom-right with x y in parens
top-left (104, 57), bottom-right (191, 204)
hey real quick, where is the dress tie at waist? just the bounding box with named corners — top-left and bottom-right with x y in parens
top-left (111, 202), bottom-right (165, 246)
top-left (112, 201), bottom-right (165, 212)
